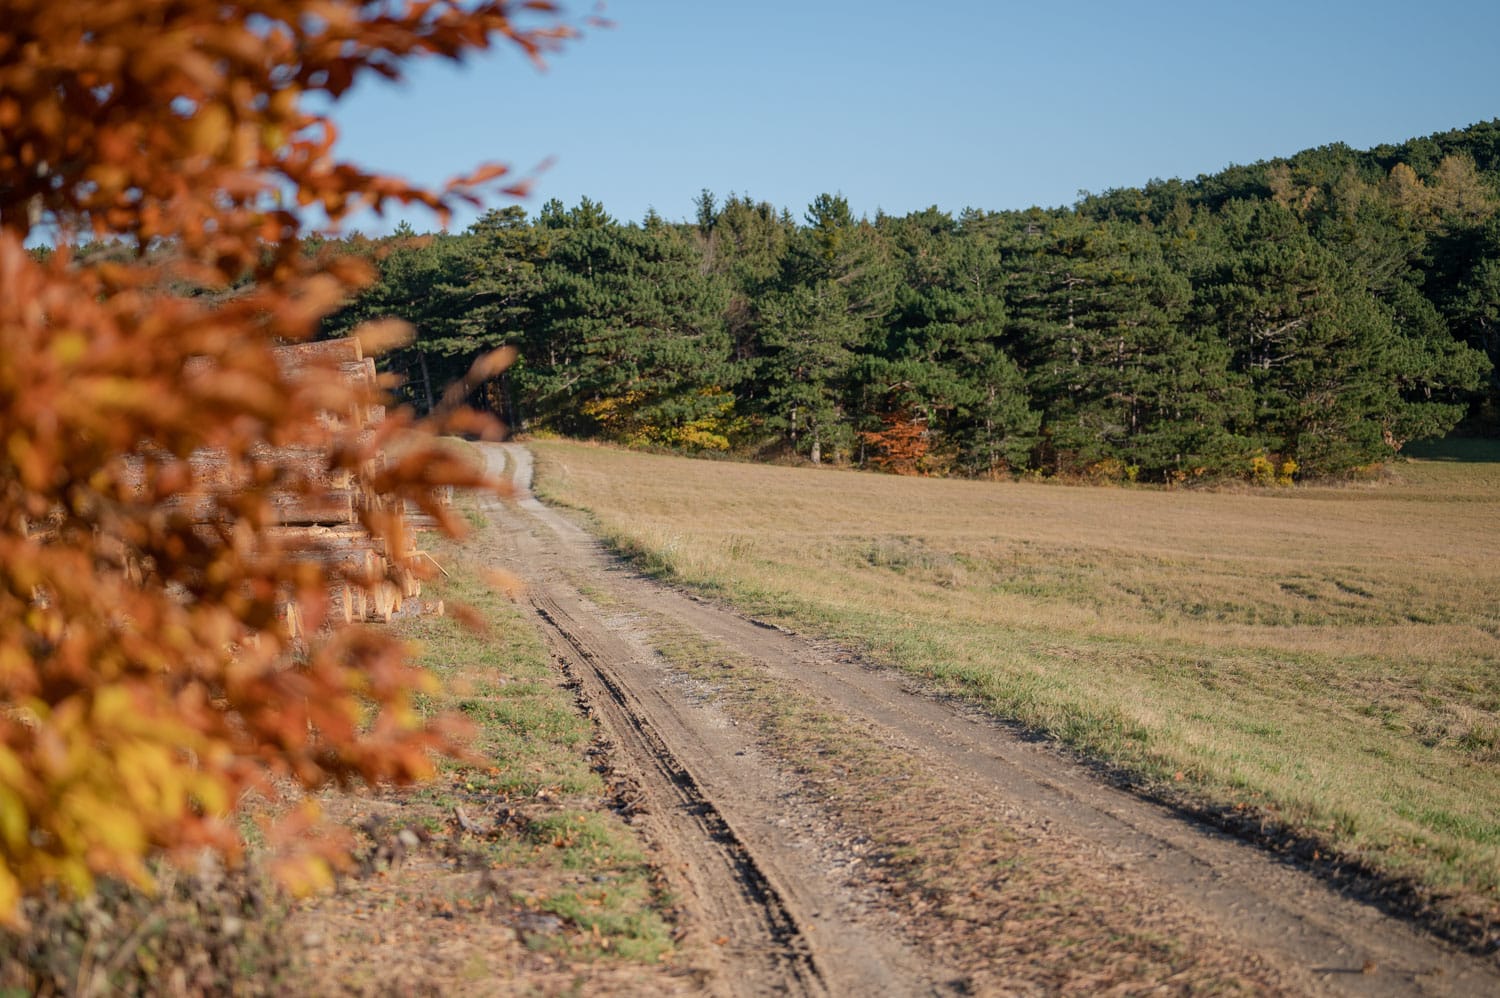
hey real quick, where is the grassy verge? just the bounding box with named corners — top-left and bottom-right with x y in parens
top-left (530, 438), bottom-right (1500, 937)
top-left (403, 558), bottom-right (676, 962)
top-left (285, 520), bottom-right (682, 994)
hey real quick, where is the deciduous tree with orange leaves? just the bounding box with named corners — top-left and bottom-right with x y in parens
top-left (0, 0), bottom-right (573, 922)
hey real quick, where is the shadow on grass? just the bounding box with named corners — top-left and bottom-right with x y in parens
top-left (1403, 437), bottom-right (1500, 462)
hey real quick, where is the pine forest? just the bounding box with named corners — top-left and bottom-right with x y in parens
top-left (317, 120), bottom-right (1500, 482)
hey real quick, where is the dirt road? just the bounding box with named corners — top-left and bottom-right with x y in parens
top-left (480, 442), bottom-right (1499, 996)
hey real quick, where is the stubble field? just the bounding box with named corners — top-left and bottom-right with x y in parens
top-left (529, 439), bottom-right (1500, 922)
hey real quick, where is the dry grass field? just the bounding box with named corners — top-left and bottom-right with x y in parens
top-left (529, 439), bottom-right (1500, 913)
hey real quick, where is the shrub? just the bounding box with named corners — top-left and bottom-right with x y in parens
top-left (0, 1), bottom-right (574, 922)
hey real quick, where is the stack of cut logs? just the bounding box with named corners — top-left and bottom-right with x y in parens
top-left (268, 339), bottom-right (446, 637)
top-left (116, 339), bottom-right (446, 641)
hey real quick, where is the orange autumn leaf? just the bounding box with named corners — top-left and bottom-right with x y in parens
top-left (0, 0), bottom-right (581, 923)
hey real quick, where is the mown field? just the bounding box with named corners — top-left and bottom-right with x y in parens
top-left (529, 439), bottom-right (1500, 916)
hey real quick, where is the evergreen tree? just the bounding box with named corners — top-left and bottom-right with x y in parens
top-left (320, 225), bottom-right (456, 413)
top-left (754, 279), bottom-right (864, 463)
top-left (322, 211), bottom-right (544, 421)
top-left (1430, 216), bottom-right (1500, 426)
top-left (694, 192), bottom-right (797, 373)
top-left (867, 208), bottom-right (1038, 474)
top-left (1006, 215), bottom-right (1245, 477)
top-left (1198, 201), bottom-right (1481, 470)
top-left (751, 194), bottom-right (897, 463)
top-left (517, 201), bottom-right (735, 448)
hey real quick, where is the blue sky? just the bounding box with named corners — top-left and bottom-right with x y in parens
top-left (328, 0), bottom-right (1500, 232)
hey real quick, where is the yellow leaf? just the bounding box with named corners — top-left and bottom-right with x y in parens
top-left (50, 330), bottom-right (88, 366)
top-left (187, 772), bottom-right (230, 817)
top-left (57, 855), bottom-right (93, 900)
top-left (0, 745), bottom-right (26, 789)
top-left (89, 800), bottom-right (147, 856)
top-left (187, 103), bottom-right (231, 157)
top-left (90, 685), bottom-right (132, 727)
top-left (271, 854), bottom-right (334, 897)
top-left (0, 787), bottom-right (27, 852)
top-left (0, 864), bottom-right (21, 929)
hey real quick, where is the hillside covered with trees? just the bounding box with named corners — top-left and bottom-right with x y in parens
top-left (324, 120), bottom-right (1500, 482)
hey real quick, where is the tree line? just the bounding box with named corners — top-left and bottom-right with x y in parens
top-left (323, 120), bottom-right (1500, 482)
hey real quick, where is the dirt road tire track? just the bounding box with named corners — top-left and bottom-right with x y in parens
top-left (482, 442), bottom-right (1500, 996)
top-left (482, 445), bottom-right (940, 996)
top-left (530, 586), bottom-right (826, 996)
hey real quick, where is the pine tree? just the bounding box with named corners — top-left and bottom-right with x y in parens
top-left (322, 208), bottom-right (544, 424)
top-left (754, 280), bottom-right (865, 463)
top-left (1006, 215), bottom-right (1243, 477)
top-left (1198, 201), bottom-right (1464, 471)
top-left (518, 203), bottom-right (734, 447)
top-left (750, 194), bottom-right (897, 463)
top-left (868, 208), bottom-right (1038, 475)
